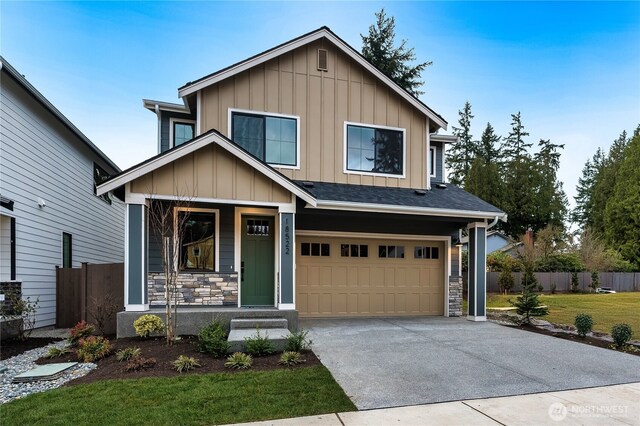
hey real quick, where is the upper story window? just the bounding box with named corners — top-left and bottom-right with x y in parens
top-left (93, 163), bottom-right (112, 204)
top-left (170, 118), bottom-right (195, 148)
top-left (429, 147), bottom-right (436, 178)
top-left (345, 123), bottom-right (405, 176)
top-left (231, 110), bottom-right (299, 168)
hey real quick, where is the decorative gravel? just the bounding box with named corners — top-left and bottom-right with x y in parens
top-left (0, 341), bottom-right (96, 404)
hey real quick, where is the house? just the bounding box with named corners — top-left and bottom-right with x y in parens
top-left (0, 57), bottom-right (124, 327)
top-left (97, 27), bottom-right (506, 335)
top-left (461, 230), bottom-right (514, 254)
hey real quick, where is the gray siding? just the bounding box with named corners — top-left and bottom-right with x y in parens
top-left (159, 110), bottom-right (196, 153)
top-left (1, 74), bottom-right (124, 326)
top-left (430, 142), bottom-right (444, 183)
top-left (451, 245), bottom-right (460, 277)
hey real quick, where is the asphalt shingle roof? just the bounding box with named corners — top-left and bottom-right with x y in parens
top-left (294, 180), bottom-right (504, 214)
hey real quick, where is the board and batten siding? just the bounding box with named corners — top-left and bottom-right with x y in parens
top-left (199, 38), bottom-right (430, 189)
top-left (130, 143), bottom-right (292, 204)
top-left (0, 75), bottom-right (124, 327)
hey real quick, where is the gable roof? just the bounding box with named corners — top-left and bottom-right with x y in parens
top-left (295, 180), bottom-right (507, 221)
top-left (178, 27), bottom-right (447, 130)
top-left (0, 56), bottom-right (120, 173)
top-left (96, 128), bottom-right (316, 205)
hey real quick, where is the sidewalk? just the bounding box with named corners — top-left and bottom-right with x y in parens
top-left (234, 382), bottom-right (640, 425)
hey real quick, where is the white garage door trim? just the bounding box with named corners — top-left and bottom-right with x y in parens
top-left (295, 230), bottom-right (451, 316)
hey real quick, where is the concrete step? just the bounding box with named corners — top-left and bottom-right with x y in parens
top-left (230, 317), bottom-right (288, 330)
top-left (227, 327), bottom-right (290, 353)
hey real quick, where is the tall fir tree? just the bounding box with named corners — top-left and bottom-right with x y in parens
top-left (533, 139), bottom-right (568, 233)
top-left (465, 122), bottom-right (503, 209)
top-left (572, 148), bottom-right (605, 229)
top-left (502, 112), bottom-right (531, 162)
top-left (446, 102), bottom-right (476, 186)
top-left (361, 9), bottom-right (432, 96)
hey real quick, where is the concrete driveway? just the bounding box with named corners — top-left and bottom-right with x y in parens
top-left (300, 317), bottom-right (640, 410)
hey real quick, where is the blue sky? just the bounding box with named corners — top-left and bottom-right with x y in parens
top-left (2, 1), bottom-right (639, 209)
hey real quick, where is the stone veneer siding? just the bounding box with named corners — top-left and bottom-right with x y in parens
top-left (148, 273), bottom-right (238, 306)
top-left (448, 276), bottom-right (463, 317)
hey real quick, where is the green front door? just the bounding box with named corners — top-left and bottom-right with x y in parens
top-left (241, 216), bottom-right (275, 306)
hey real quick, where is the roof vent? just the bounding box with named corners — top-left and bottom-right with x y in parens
top-left (436, 183), bottom-right (447, 189)
top-left (317, 49), bottom-right (328, 71)
top-left (302, 181), bottom-right (315, 188)
top-left (414, 189), bottom-right (427, 195)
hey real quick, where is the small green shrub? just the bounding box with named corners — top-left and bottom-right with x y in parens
top-left (133, 314), bottom-right (165, 338)
top-left (589, 271), bottom-right (599, 292)
top-left (173, 355), bottom-right (200, 373)
top-left (69, 320), bottom-right (96, 346)
top-left (498, 269), bottom-right (514, 294)
top-left (76, 336), bottom-right (112, 362)
top-left (126, 356), bottom-right (156, 371)
top-left (550, 283), bottom-right (557, 294)
top-left (570, 272), bottom-right (580, 293)
top-left (279, 351), bottom-right (305, 366)
top-left (611, 323), bottom-right (633, 347)
top-left (116, 347), bottom-right (141, 362)
top-left (44, 347), bottom-right (71, 359)
top-left (224, 352), bottom-right (252, 369)
top-left (285, 329), bottom-right (312, 352)
top-left (197, 320), bottom-right (230, 358)
top-left (574, 313), bottom-right (593, 338)
top-left (244, 328), bottom-right (275, 357)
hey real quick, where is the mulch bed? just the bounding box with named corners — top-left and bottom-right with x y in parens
top-left (1, 338), bottom-right (63, 360)
top-left (36, 336), bottom-right (321, 385)
top-left (515, 324), bottom-right (640, 357)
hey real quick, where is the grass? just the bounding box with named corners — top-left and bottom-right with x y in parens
top-left (1, 366), bottom-right (356, 426)
top-left (484, 292), bottom-right (640, 333)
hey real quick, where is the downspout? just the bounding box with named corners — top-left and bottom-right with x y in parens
top-left (155, 104), bottom-right (161, 154)
top-left (487, 215), bottom-right (500, 230)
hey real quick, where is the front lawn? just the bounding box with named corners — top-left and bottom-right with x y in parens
top-left (1, 366), bottom-right (356, 426)
top-left (486, 292), bottom-right (640, 333)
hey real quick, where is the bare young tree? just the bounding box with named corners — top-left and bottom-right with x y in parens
top-left (147, 194), bottom-right (192, 344)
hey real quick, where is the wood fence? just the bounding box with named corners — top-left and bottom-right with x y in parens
top-left (56, 262), bottom-right (124, 334)
top-left (483, 272), bottom-right (640, 293)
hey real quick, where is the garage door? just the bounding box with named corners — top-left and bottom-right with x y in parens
top-left (296, 236), bottom-right (444, 317)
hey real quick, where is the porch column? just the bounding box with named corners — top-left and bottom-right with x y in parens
top-left (125, 202), bottom-right (148, 311)
top-left (279, 212), bottom-right (295, 310)
top-left (467, 222), bottom-right (487, 321)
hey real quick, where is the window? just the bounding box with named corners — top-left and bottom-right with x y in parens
top-left (93, 163), bottom-right (111, 204)
top-left (172, 121), bottom-right (195, 147)
top-left (246, 219), bottom-right (271, 236)
top-left (231, 111), bottom-right (298, 167)
top-left (414, 246), bottom-right (440, 260)
top-left (379, 245), bottom-right (405, 258)
top-left (301, 242), bottom-right (330, 257)
top-left (345, 123), bottom-right (404, 176)
top-left (178, 210), bottom-right (216, 271)
top-left (340, 244), bottom-right (368, 258)
top-left (62, 232), bottom-right (72, 268)
top-left (429, 147), bottom-right (436, 178)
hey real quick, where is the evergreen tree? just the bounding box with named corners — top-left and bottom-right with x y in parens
top-left (446, 102), bottom-right (476, 186)
top-left (502, 112), bottom-right (531, 162)
top-left (361, 9), bottom-right (432, 96)
top-left (465, 122), bottom-right (502, 209)
top-left (477, 122), bottom-right (501, 163)
top-left (572, 148), bottom-right (605, 229)
top-left (532, 139), bottom-right (568, 232)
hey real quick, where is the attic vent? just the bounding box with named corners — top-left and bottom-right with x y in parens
top-left (317, 49), bottom-right (328, 71)
top-left (436, 183), bottom-right (447, 189)
top-left (414, 189), bottom-right (427, 196)
top-left (302, 181), bottom-right (315, 188)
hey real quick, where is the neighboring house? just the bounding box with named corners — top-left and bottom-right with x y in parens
top-left (461, 230), bottom-right (514, 254)
top-left (97, 27), bottom-right (505, 332)
top-left (0, 57), bottom-right (124, 327)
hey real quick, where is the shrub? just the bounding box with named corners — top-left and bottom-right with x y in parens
top-left (498, 269), bottom-right (514, 295)
top-left (611, 324), bottom-right (633, 347)
top-left (133, 314), bottom-right (165, 338)
top-left (285, 329), bottom-right (312, 352)
top-left (570, 272), bottom-right (580, 293)
top-left (197, 320), bottom-right (230, 358)
top-left (534, 253), bottom-right (584, 272)
top-left (279, 351), bottom-right (305, 366)
top-left (487, 252), bottom-right (521, 272)
top-left (511, 280), bottom-right (549, 324)
top-left (77, 336), bottom-right (112, 362)
top-left (536, 283), bottom-right (544, 293)
top-left (126, 356), bottom-right (156, 371)
top-left (0, 290), bottom-right (39, 341)
top-left (589, 271), bottom-right (599, 292)
top-left (224, 352), bottom-right (253, 369)
top-left (116, 347), bottom-right (141, 362)
top-left (173, 355), bottom-right (200, 373)
top-left (550, 283), bottom-right (557, 294)
top-left (244, 328), bottom-right (275, 357)
top-left (44, 347), bottom-right (71, 359)
top-left (574, 313), bottom-right (593, 338)
top-left (69, 321), bottom-right (96, 346)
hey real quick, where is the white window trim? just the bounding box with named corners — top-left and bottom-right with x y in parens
top-left (429, 147), bottom-right (437, 178)
top-left (343, 121), bottom-right (407, 179)
top-left (169, 118), bottom-right (196, 149)
top-left (228, 108), bottom-right (301, 170)
top-left (174, 207), bottom-right (220, 272)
